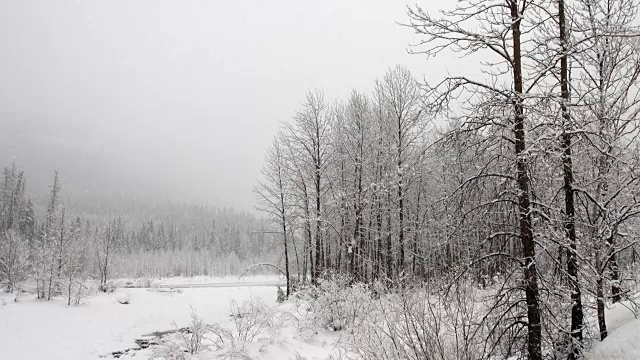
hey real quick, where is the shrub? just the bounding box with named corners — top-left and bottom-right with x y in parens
top-left (343, 282), bottom-right (494, 360)
top-left (175, 308), bottom-right (208, 355)
top-left (305, 275), bottom-right (374, 331)
top-left (276, 286), bottom-right (286, 303)
top-left (135, 278), bottom-right (152, 288)
top-left (152, 340), bottom-right (187, 360)
top-left (229, 297), bottom-right (273, 342)
top-left (99, 280), bottom-right (118, 293)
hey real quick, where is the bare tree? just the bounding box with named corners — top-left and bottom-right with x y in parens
top-left (96, 218), bottom-right (122, 292)
top-left (62, 217), bottom-right (89, 305)
top-left (284, 90), bottom-right (330, 285)
top-left (571, 0), bottom-right (640, 340)
top-left (0, 230), bottom-right (30, 296)
top-left (255, 136), bottom-right (294, 296)
top-left (407, 1), bottom-right (545, 357)
top-left (330, 91), bottom-right (375, 280)
top-left (381, 65), bottom-right (425, 276)
top-left (40, 171), bottom-right (61, 299)
top-left (556, 0), bottom-right (585, 355)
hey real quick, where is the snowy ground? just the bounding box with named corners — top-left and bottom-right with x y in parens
top-left (2, 276), bottom-right (639, 360)
top-left (585, 299), bottom-right (640, 360)
top-left (0, 276), bottom-right (337, 360)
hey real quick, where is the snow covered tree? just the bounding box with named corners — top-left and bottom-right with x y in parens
top-left (38, 171), bottom-right (61, 299)
top-left (283, 90), bottom-right (331, 285)
top-left (96, 218), bottom-right (122, 292)
top-left (381, 65), bottom-right (426, 275)
top-left (62, 217), bottom-right (89, 305)
top-left (0, 165), bottom-right (31, 293)
top-left (406, 0), bottom-right (547, 357)
top-left (0, 230), bottom-right (30, 295)
top-left (570, 0), bottom-right (640, 341)
top-left (254, 136), bottom-right (295, 296)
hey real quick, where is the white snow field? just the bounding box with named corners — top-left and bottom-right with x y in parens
top-left (0, 277), bottom-right (338, 360)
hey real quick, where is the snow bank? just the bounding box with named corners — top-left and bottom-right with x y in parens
top-left (585, 301), bottom-right (640, 360)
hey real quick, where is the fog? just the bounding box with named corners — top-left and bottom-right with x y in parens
top-left (0, 0), bottom-right (441, 211)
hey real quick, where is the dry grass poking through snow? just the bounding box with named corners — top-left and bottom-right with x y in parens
top-left (147, 297), bottom-right (272, 359)
top-left (147, 295), bottom-right (340, 360)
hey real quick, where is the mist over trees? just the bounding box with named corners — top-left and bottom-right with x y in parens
top-left (254, 0), bottom-right (640, 358)
top-left (2, 0), bottom-right (640, 358)
top-left (0, 164), bottom-right (276, 302)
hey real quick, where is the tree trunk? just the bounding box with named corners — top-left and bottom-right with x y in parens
top-left (596, 260), bottom-right (608, 340)
top-left (283, 227), bottom-right (290, 297)
top-left (558, 0), bottom-right (584, 356)
top-left (397, 137), bottom-right (405, 275)
top-left (511, 2), bottom-right (542, 358)
top-left (375, 190), bottom-right (383, 280)
top-left (280, 189), bottom-right (290, 296)
top-left (307, 217), bottom-right (315, 285)
top-left (314, 170), bottom-right (322, 284)
top-left (413, 182), bottom-right (422, 275)
top-left (608, 231), bottom-right (622, 303)
top-left (386, 190), bottom-right (393, 279)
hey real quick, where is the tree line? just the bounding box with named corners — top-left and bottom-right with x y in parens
top-left (255, 0), bottom-right (640, 358)
top-left (0, 164), bottom-right (275, 304)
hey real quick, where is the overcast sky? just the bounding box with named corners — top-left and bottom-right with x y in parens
top-left (0, 0), bottom-right (454, 212)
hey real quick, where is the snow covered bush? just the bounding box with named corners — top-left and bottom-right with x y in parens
top-left (229, 297), bottom-right (273, 342)
top-left (304, 275), bottom-right (374, 331)
top-left (116, 293), bottom-right (130, 304)
top-left (135, 278), bottom-right (152, 288)
top-left (343, 282), bottom-right (488, 360)
top-left (153, 298), bottom-right (275, 359)
top-left (153, 340), bottom-right (188, 360)
top-left (155, 309), bottom-right (210, 359)
top-left (276, 286), bottom-right (286, 303)
top-left (175, 308), bottom-right (208, 355)
top-left (103, 281), bottom-right (118, 293)
top-left (207, 322), bottom-right (233, 350)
